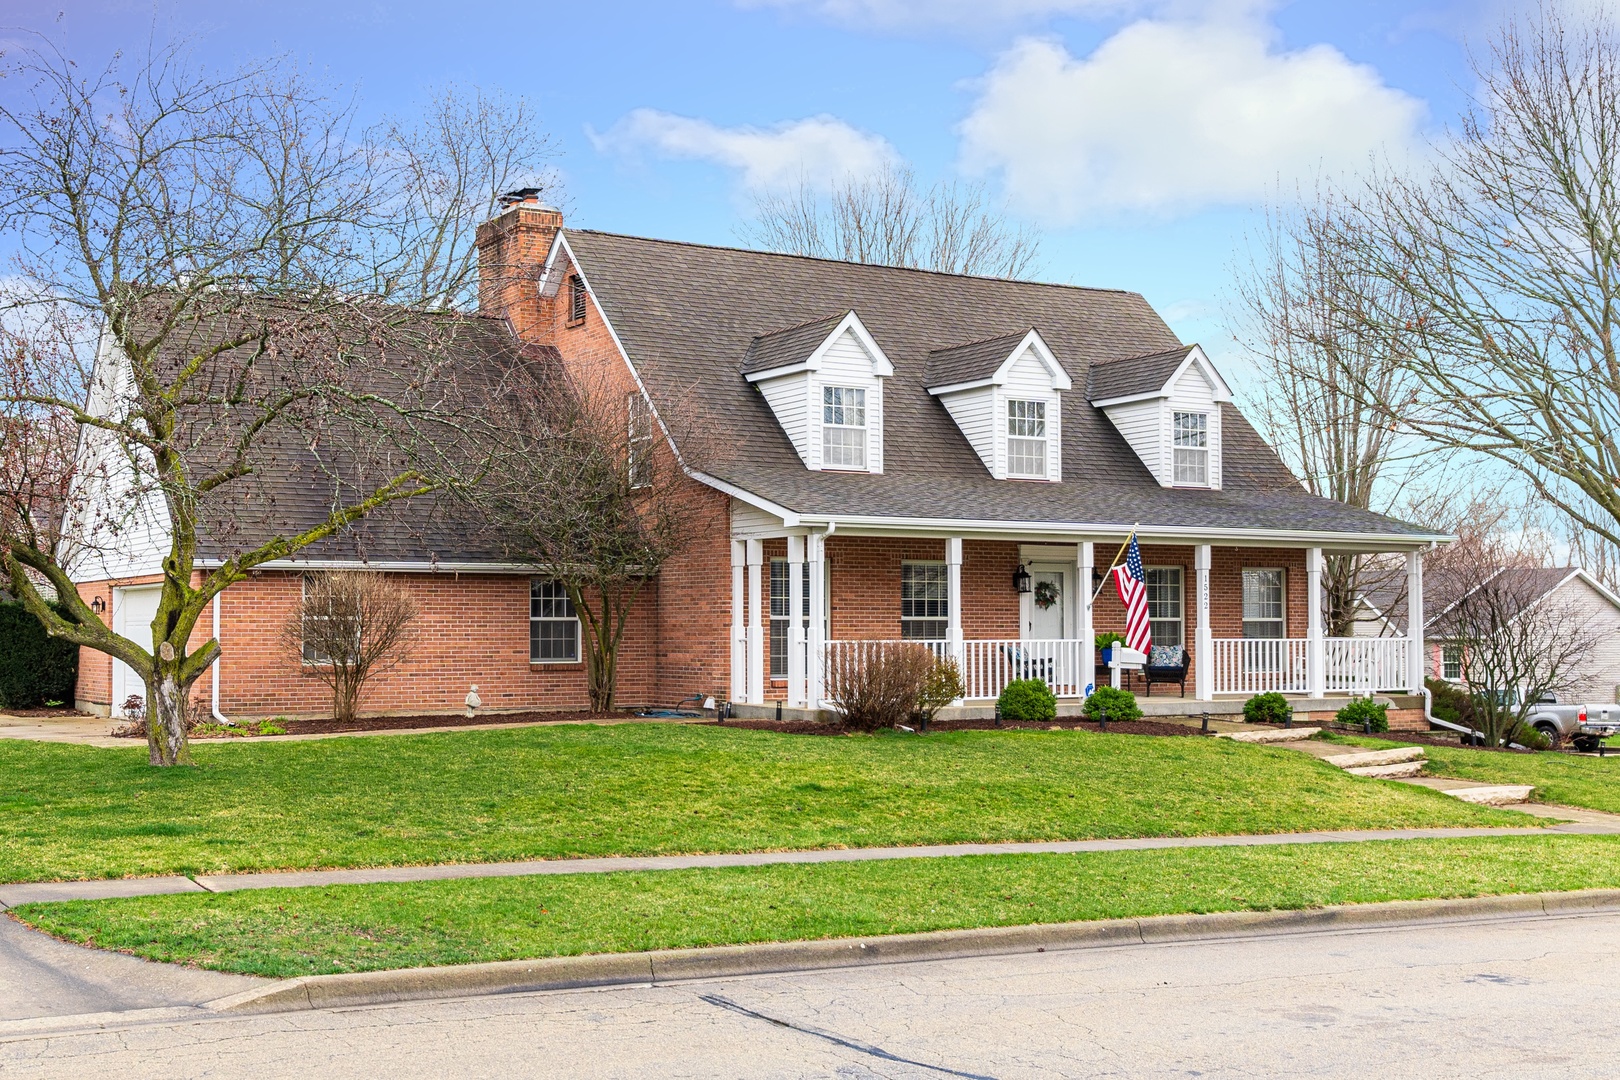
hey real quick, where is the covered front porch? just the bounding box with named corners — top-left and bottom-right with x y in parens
top-left (726, 525), bottom-right (1428, 711)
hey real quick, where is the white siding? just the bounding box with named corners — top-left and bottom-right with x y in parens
top-left (730, 498), bottom-right (788, 537)
top-left (755, 372), bottom-right (812, 466)
top-left (1167, 365), bottom-right (1222, 489)
top-left (807, 328), bottom-right (884, 474)
top-left (1560, 576), bottom-right (1620, 704)
top-left (937, 387), bottom-right (997, 475)
top-left (1101, 399), bottom-right (1168, 486)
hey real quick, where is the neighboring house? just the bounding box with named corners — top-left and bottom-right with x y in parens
top-left (1356, 565), bottom-right (1620, 705)
top-left (66, 196), bottom-right (1448, 719)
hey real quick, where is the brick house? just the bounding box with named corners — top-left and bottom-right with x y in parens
top-left (69, 197), bottom-right (1445, 721)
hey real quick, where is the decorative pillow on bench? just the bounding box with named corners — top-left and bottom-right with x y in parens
top-left (1147, 645), bottom-right (1185, 669)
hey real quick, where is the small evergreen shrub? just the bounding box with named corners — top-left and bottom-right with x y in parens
top-left (1082, 685), bottom-right (1142, 722)
top-left (1511, 723), bottom-right (1551, 752)
top-left (1335, 697), bottom-right (1390, 732)
top-left (0, 601), bottom-right (78, 709)
top-left (1243, 691), bottom-right (1293, 726)
top-left (998, 678), bottom-right (1057, 722)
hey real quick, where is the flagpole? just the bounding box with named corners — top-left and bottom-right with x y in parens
top-left (1089, 524), bottom-right (1140, 604)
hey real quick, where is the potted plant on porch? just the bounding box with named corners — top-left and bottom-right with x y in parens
top-left (1095, 631), bottom-right (1127, 671)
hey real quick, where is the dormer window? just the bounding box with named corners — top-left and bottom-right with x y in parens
top-left (1172, 411), bottom-right (1208, 485)
top-left (822, 386), bottom-right (867, 469)
top-left (1006, 399), bottom-right (1047, 479)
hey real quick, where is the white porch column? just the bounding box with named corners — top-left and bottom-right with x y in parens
top-left (946, 537), bottom-right (965, 703)
top-left (1306, 547), bottom-right (1326, 698)
top-left (1078, 542), bottom-right (1095, 696)
top-left (746, 539), bottom-right (764, 705)
top-left (730, 540), bottom-right (746, 702)
top-left (1407, 548), bottom-right (1425, 694)
top-left (1195, 545), bottom-right (1213, 701)
top-left (807, 532), bottom-right (826, 708)
top-left (786, 535), bottom-right (806, 707)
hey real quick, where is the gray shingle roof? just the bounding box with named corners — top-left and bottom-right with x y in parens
top-left (741, 313), bottom-right (847, 376)
top-left (565, 230), bottom-right (1437, 540)
top-left (1087, 346), bottom-right (1195, 402)
top-left (924, 331), bottom-right (1029, 389)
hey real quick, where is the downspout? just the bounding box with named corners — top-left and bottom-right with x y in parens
top-left (211, 592), bottom-right (232, 725)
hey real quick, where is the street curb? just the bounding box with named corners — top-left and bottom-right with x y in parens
top-left (201, 888), bottom-right (1620, 1015)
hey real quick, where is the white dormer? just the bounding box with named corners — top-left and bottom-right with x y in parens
top-left (743, 311), bottom-right (892, 474)
top-left (925, 329), bottom-right (1071, 481)
top-left (1088, 344), bottom-right (1232, 489)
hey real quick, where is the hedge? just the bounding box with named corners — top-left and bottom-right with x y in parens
top-left (0, 602), bottom-right (78, 709)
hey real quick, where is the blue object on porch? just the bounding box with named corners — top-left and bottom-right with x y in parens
top-left (1143, 645), bottom-right (1190, 697)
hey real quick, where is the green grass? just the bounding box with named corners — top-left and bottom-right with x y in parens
top-left (0, 723), bottom-right (1529, 883)
top-left (17, 835), bottom-right (1618, 978)
top-left (1318, 731), bottom-right (1620, 814)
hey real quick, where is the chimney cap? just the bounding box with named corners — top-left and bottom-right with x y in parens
top-left (498, 187), bottom-right (547, 210)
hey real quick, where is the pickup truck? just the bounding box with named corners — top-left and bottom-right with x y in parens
top-left (1525, 696), bottom-right (1620, 751)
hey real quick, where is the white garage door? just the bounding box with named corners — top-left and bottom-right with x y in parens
top-left (111, 585), bottom-right (162, 717)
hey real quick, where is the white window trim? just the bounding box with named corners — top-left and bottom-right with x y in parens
top-left (1172, 411), bottom-right (1210, 487)
top-left (299, 573), bottom-right (336, 667)
top-left (1441, 642), bottom-right (1464, 682)
top-left (820, 384), bottom-right (869, 471)
top-left (530, 580), bottom-right (582, 665)
top-left (627, 392), bottom-right (653, 490)
top-left (1005, 398), bottom-right (1049, 480)
top-left (1240, 567), bottom-right (1287, 640)
top-left (1145, 565), bottom-right (1184, 648)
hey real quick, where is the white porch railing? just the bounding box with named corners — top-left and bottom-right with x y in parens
top-left (821, 638), bottom-right (1086, 702)
top-left (1209, 638), bottom-right (1310, 695)
top-left (1324, 637), bottom-right (1409, 694)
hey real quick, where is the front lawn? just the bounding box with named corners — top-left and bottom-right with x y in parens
top-left (0, 724), bottom-right (1526, 883)
top-left (1318, 731), bottom-right (1620, 814)
top-left (17, 835), bottom-right (1616, 978)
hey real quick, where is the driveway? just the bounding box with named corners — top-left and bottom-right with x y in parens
top-left (2, 907), bottom-right (1617, 1077)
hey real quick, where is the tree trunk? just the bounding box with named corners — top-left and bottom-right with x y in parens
top-left (146, 668), bottom-right (195, 767)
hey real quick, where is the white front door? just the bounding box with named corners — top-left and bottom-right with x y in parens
top-left (1025, 564), bottom-right (1068, 641)
top-left (111, 585), bottom-right (162, 716)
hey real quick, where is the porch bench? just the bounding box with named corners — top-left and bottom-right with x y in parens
top-left (1143, 645), bottom-right (1190, 697)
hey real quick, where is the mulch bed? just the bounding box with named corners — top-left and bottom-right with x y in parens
top-left (111, 710), bottom-right (642, 739)
top-left (713, 717), bottom-right (1206, 737)
top-left (3, 706), bottom-right (93, 718)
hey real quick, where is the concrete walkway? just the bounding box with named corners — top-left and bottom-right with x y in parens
top-left (6, 817), bottom-right (1619, 909)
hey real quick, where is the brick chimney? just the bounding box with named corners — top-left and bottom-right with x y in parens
top-left (476, 189), bottom-right (563, 339)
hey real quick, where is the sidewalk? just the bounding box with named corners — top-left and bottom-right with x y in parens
top-left (5, 816), bottom-right (1617, 909)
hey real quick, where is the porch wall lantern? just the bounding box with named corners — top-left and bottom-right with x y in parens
top-left (1013, 564), bottom-right (1032, 594)
top-left (90, 595), bottom-right (107, 615)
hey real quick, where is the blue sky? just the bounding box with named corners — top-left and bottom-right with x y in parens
top-left (7, 0), bottom-right (1511, 360)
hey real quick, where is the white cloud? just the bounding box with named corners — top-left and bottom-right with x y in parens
top-left (590, 109), bottom-right (898, 190)
top-left (958, 21), bottom-right (1427, 222)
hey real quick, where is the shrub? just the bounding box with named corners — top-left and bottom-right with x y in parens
top-left (1082, 685), bottom-right (1142, 722)
top-left (998, 678), bottom-right (1057, 722)
top-left (1243, 691), bottom-right (1292, 726)
top-left (825, 641), bottom-right (936, 731)
top-left (1336, 697), bottom-right (1390, 732)
top-left (0, 601), bottom-right (78, 709)
top-left (1510, 722), bottom-right (1551, 751)
top-left (916, 657), bottom-right (964, 726)
top-left (1426, 677), bottom-right (1485, 731)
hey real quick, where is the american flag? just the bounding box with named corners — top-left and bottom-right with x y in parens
top-left (1113, 536), bottom-right (1152, 654)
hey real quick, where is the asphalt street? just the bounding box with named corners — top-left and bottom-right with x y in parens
top-left (2, 908), bottom-right (1617, 1078)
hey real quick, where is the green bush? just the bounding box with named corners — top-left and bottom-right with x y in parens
top-left (1082, 685), bottom-right (1142, 722)
top-left (1243, 692), bottom-right (1292, 726)
top-left (915, 658), bottom-right (964, 725)
top-left (1426, 677), bottom-right (1484, 731)
top-left (1510, 722), bottom-right (1551, 752)
top-left (1335, 697), bottom-right (1390, 732)
top-left (0, 601), bottom-right (78, 709)
top-left (998, 678), bottom-right (1057, 722)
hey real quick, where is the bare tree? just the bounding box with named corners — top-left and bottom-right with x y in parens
top-left (1232, 193), bottom-right (1428, 635)
top-left (1438, 568), bottom-right (1595, 747)
top-left (824, 641), bottom-right (937, 731)
top-left (0, 39), bottom-right (547, 765)
top-left (1336, 4), bottom-right (1620, 549)
top-left (746, 165), bottom-right (1040, 278)
top-left (280, 571), bottom-right (417, 724)
top-left (469, 365), bottom-right (690, 713)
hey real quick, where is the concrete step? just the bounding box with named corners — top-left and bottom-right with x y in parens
top-left (1345, 761), bottom-right (1426, 779)
top-left (1443, 785), bottom-right (1535, 806)
top-left (1325, 747), bottom-right (1427, 769)
top-left (1215, 727), bottom-right (1321, 743)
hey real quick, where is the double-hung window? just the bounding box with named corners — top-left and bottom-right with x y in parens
top-left (1145, 567), bottom-right (1183, 648)
top-left (530, 580), bottom-right (580, 663)
top-left (769, 558), bottom-right (811, 679)
top-left (1241, 569), bottom-right (1285, 639)
top-left (299, 574), bottom-right (336, 665)
top-left (1173, 412), bottom-right (1209, 485)
top-left (821, 386), bottom-right (866, 469)
top-left (900, 561), bottom-right (949, 640)
top-left (1006, 399), bottom-right (1047, 478)
top-left (1442, 643), bottom-right (1463, 681)
top-left (627, 392), bottom-right (653, 489)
